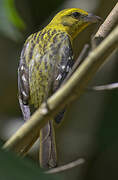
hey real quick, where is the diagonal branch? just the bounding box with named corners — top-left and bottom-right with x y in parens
top-left (2, 24), bottom-right (118, 154)
top-left (90, 3), bottom-right (118, 91)
top-left (92, 2), bottom-right (118, 48)
top-left (95, 2), bottom-right (118, 39)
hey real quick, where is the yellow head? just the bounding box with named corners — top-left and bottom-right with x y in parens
top-left (47, 8), bottom-right (101, 40)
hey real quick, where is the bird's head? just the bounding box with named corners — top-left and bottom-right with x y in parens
top-left (48, 8), bottom-right (101, 40)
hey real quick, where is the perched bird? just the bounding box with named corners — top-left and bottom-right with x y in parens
top-left (18, 8), bottom-right (101, 168)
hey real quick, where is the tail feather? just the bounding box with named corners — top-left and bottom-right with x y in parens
top-left (39, 120), bottom-right (57, 168)
top-left (19, 98), bottom-right (57, 168)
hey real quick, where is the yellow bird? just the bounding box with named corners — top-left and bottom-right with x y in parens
top-left (18, 8), bottom-right (101, 168)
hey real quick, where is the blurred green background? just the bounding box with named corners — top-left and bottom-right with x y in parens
top-left (0, 0), bottom-right (118, 179)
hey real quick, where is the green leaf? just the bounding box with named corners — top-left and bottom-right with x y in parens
top-left (0, 141), bottom-right (62, 180)
top-left (5, 0), bottom-right (25, 29)
top-left (0, 0), bottom-right (25, 41)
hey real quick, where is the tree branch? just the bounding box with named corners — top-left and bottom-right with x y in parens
top-left (90, 82), bottom-right (118, 91)
top-left (90, 2), bottom-right (118, 91)
top-left (92, 2), bottom-right (118, 48)
top-left (46, 158), bottom-right (85, 174)
top-left (2, 24), bottom-right (118, 154)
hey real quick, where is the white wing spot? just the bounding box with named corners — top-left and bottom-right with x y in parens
top-left (22, 74), bottom-right (27, 82)
top-left (66, 66), bottom-right (70, 72)
top-left (22, 91), bottom-right (27, 97)
top-left (62, 65), bottom-right (65, 69)
top-left (21, 65), bottom-right (24, 70)
top-left (56, 74), bottom-right (62, 81)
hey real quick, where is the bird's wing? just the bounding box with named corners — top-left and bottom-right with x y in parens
top-left (53, 35), bottom-right (74, 123)
top-left (18, 42), bottom-right (31, 121)
top-left (53, 35), bottom-right (74, 91)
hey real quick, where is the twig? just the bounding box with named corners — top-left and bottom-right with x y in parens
top-left (75, 44), bottom-right (90, 65)
top-left (90, 82), bottom-right (118, 91)
top-left (46, 158), bottom-right (85, 174)
top-left (92, 2), bottom-right (118, 48)
top-left (2, 25), bottom-right (118, 153)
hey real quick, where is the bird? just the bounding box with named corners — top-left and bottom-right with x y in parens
top-left (18, 8), bottom-right (101, 168)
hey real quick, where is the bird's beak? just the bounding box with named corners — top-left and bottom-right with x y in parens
top-left (84, 13), bottom-right (102, 23)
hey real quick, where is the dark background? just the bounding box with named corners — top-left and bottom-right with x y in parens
top-left (0, 0), bottom-right (118, 179)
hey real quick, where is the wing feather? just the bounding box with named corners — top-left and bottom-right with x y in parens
top-left (53, 36), bottom-right (74, 123)
top-left (18, 44), bottom-right (30, 120)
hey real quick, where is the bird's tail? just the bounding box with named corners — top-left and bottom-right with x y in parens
top-left (39, 120), bottom-right (57, 168)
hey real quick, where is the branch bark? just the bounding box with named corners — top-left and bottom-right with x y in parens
top-left (95, 2), bottom-right (118, 39)
top-left (92, 2), bottom-right (118, 48)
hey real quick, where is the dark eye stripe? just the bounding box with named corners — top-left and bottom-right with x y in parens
top-left (71, 12), bottom-right (81, 18)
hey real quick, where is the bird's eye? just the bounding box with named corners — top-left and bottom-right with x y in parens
top-left (71, 12), bottom-right (81, 18)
